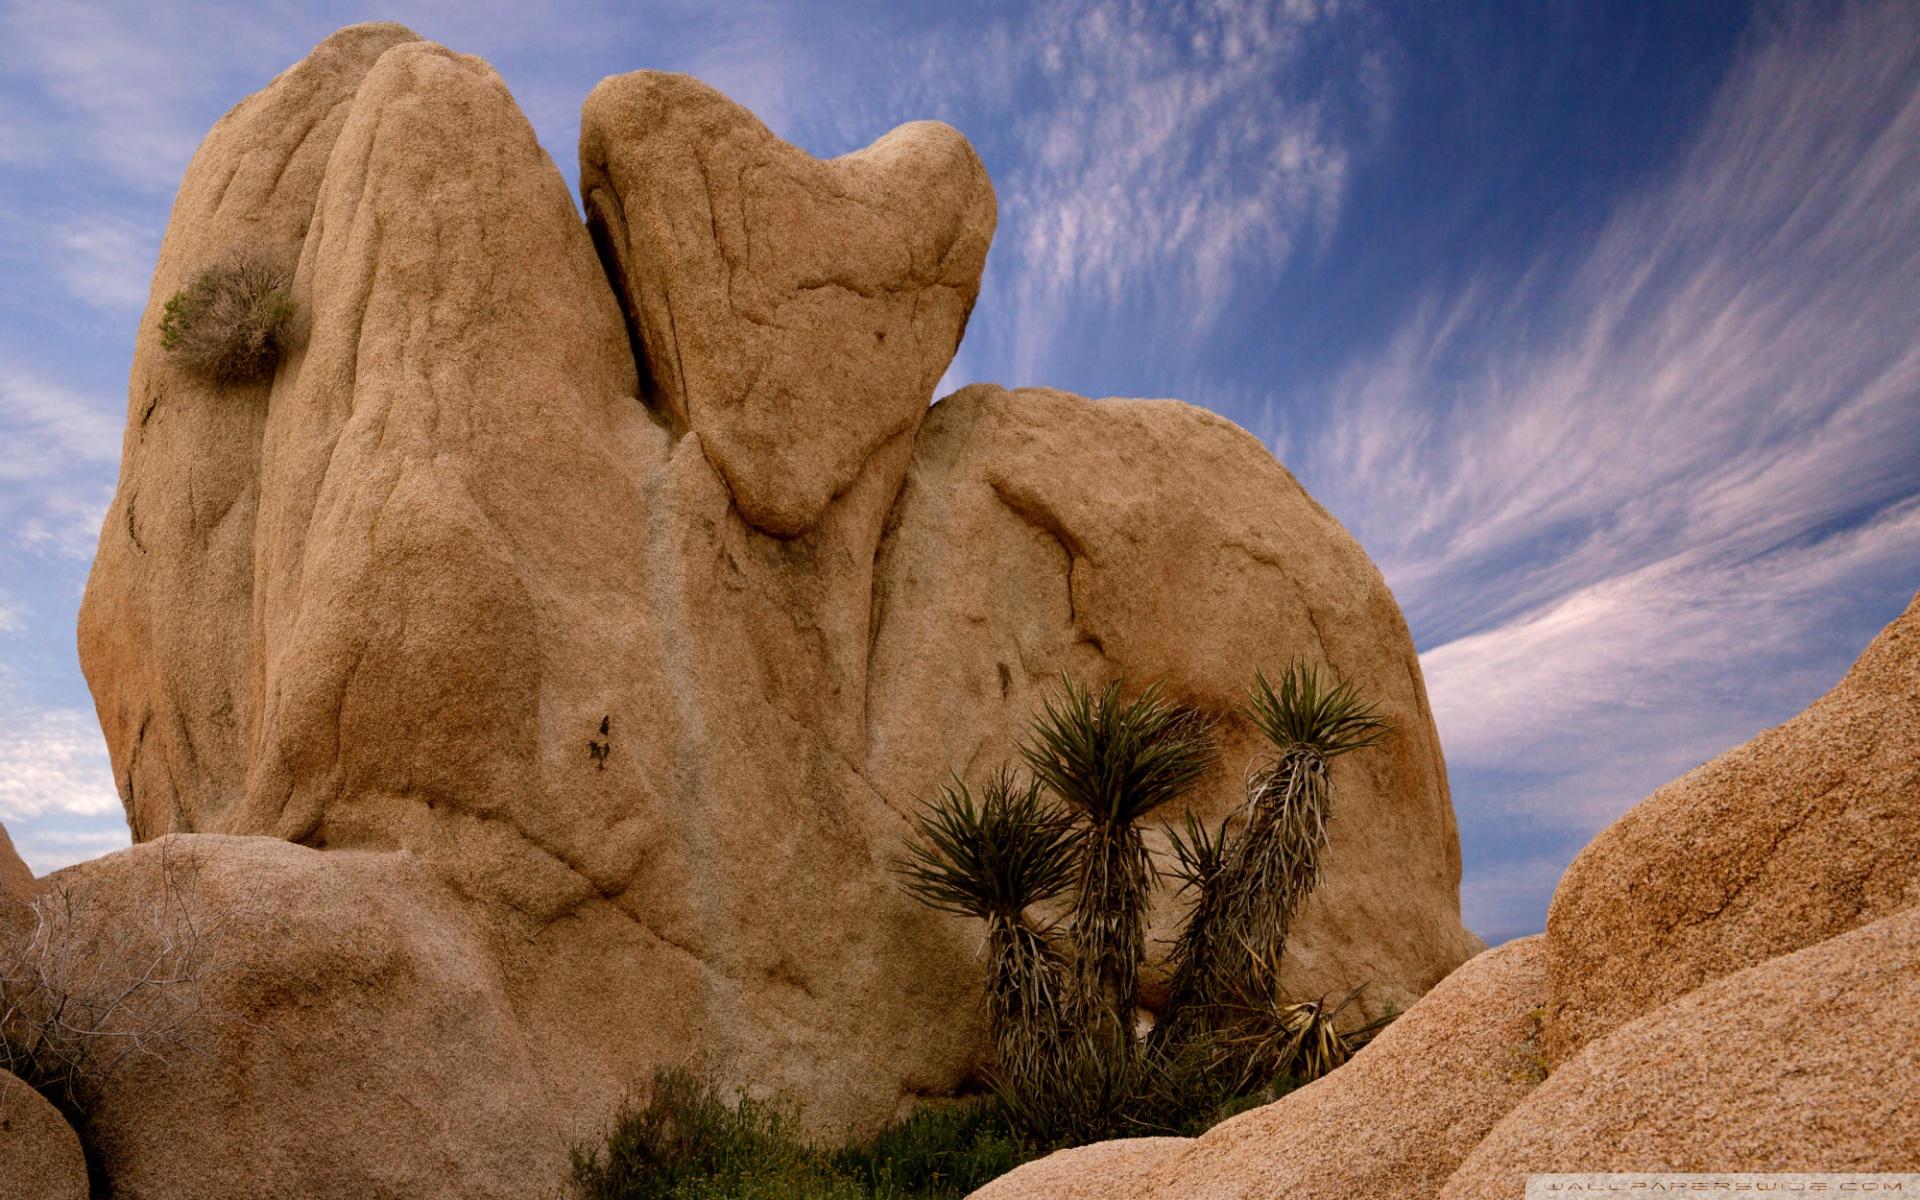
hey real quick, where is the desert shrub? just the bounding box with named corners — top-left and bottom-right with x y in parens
top-left (1206, 664), bottom-right (1388, 1010)
top-left (994, 1022), bottom-right (1305, 1148)
top-left (157, 254), bottom-right (296, 384)
top-left (569, 1068), bottom-right (1031, 1200)
top-left (0, 841), bottom-right (222, 1188)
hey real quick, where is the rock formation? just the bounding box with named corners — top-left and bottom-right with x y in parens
top-left (0, 1069), bottom-right (87, 1200)
top-left (975, 592), bottom-right (1920, 1198)
top-left (1441, 907), bottom-right (1920, 1194)
top-left (1543, 590), bottom-right (1920, 1061)
top-left (59, 837), bottom-right (559, 1199)
top-left (61, 24), bottom-right (1478, 1195)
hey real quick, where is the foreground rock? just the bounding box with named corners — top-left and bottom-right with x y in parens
top-left (49, 837), bottom-right (559, 1200)
top-left (0, 1069), bottom-right (87, 1200)
top-left (68, 24), bottom-right (1479, 1194)
top-left (1544, 592), bottom-right (1920, 1061)
top-left (968, 935), bottom-right (1547, 1200)
top-left (1442, 905), bottom-right (1920, 1195)
top-left (970, 1138), bottom-right (1189, 1200)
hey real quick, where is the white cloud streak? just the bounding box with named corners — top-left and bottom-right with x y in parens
top-left (1279, 3), bottom-right (1920, 935)
top-left (0, 706), bottom-right (119, 821)
top-left (0, 368), bottom-right (119, 559)
top-left (862, 0), bottom-right (1372, 387)
top-left (50, 213), bottom-right (157, 313)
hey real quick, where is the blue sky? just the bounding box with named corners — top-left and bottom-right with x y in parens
top-left (1, 0), bottom-right (1915, 944)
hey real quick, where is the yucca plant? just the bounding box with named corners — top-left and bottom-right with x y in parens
top-left (1019, 677), bottom-right (1217, 1042)
top-left (1211, 983), bottom-right (1377, 1093)
top-left (895, 769), bottom-right (1081, 1095)
top-left (1201, 663), bottom-right (1388, 1013)
top-left (1153, 809), bottom-right (1235, 1047)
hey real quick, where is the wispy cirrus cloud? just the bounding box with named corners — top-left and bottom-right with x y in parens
top-left (49, 213), bottom-right (157, 313)
top-left (0, 370), bottom-right (119, 560)
top-left (832, 0), bottom-right (1384, 390)
top-left (0, 705), bottom-right (118, 822)
top-left (1276, 2), bottom-right (1920, 938)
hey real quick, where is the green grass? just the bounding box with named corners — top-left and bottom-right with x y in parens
top-left (567, 1070), bottom-right (1024, 1200)
top-left (567, 1067), bottom-right (1298, 1200)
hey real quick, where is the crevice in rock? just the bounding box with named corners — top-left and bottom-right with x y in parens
top-left (988, 476), bottom-right (1084, 628)
top-left (583, 185), bottom-right (667, 419)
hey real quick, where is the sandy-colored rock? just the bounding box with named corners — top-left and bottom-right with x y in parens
top-left (1440, 904), bottom-right (1920, 1197)
top-left (79, 21), bottom-right (420, 844)
top-left (870, 386), bottom-right (1483, 1017)
top-left (72, 24), bottom-right (1478, 1191)
top-left (0, 822), bottom-right (35, 933)
top-left (43, 836), bottom-right (558, 1200)
top-left (0, 1069), bottom-right (86, 1200)
top-left (970, 1137), bottom-right (1190, 1200)
top-left (581, 71), bottom-right (995, 538)
top-left (1544, 591), bottom-right (1920, 1062)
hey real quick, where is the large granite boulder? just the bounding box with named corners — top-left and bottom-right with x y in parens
top-left (869, 385), bottom-right (1482, 1013)
top-left (78, 21), bottom-right (421, 846)
top-left (1543, 591), bottom-right (1920, 1061)
top-left (67, 25), bottom-right (1479, 1194)
top-left (581, 70), bottom-right (996, 538)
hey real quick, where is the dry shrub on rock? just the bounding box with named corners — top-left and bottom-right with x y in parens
top-left (157, 254), bottom-right (296, 384)
top-left (0, 842), bottom-right (222, 1120)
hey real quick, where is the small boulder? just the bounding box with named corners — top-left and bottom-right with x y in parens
top-left (0, 821), bottom-right (35, 933)
top-left (1141, 935), bottom-right (1547, 1200)
top-left (0, 1070), bottom-right (87, 1200)
top-left (44, 835), bottom-right (562, 1200)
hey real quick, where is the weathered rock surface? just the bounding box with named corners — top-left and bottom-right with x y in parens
top-left (70, 24), bottom-right (1478, 1194)
top-left (47, 836), bottom-right (559, 1200)
top-left (1544, 591), bottom-right (1920, 1062)
top-left (0, 1069), bottom-right (87, 1200)
top-left (970, 1137), bottom-right (1190, 1200)
top-left (0, 821), bottom-right (35, 933)
top-left (1441, 904), bottom-right (1920, 1196)
top-left (79, 21), bottom-right (421, 845)
top-left (581, 71), bottom-right (995, 538)
top-left (966, 935), bottom-right (1547, 1200)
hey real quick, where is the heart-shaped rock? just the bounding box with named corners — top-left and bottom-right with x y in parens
top-left (580, 71), bottom-right (996, 537)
